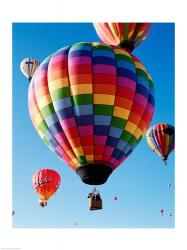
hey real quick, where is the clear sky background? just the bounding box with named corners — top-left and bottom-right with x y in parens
top-left (12, 23), bottom-right (174, 228)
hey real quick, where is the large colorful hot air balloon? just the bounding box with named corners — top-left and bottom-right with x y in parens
top-left (32, 169), bottom-right (61, 207)
top-left (20, 57), bottom-right (40, 81)
top-left (146, 123), bottom-right (175, 165)
top-left (93, 23), bottom-right (151, 51)
top-left (28, 41), bottom-right (154, 185)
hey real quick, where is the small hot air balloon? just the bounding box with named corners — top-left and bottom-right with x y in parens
top-left (146, 123), bottom-right (175, 165)
top-left (160, 209), bottom-right (164, 216)
top-left (20, 57), bottom-right (40, 82)
top-left (32, 169), bottom-right (61, 207)
top-left (168, 212), bottom-right (172, 217)
top-left (12, 211), bottom-right (15, 216)
top-left (113, 196), bottom-right (118, 201)
top-left (168, 183), bottom-right (171, 187)
top-left (93, 23), bottom-right (152, 52)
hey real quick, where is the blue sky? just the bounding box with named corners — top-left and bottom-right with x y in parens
top-left (12, 23), bottom-right (174, 228)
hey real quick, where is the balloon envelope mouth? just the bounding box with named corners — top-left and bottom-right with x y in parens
top-left (119, 40), bottom-right (134, 52)
top-left (76, 164), bottom-right (113, 185)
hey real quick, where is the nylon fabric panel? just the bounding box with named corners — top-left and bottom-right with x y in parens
top-left (92, 43), bottom-right (117, 167)
top-left (30, 53), bottom-right (77, 170)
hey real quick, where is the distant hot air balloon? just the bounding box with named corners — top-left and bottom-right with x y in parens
top-left (160, 209), bottom-right (164, 216)
top-left (93, 23), bottom-right (151, 51)
top-left (146, 123), bottom-right (175, 165)
top-left (28, 23), bottom-right (154, 187)
top-left (20, 57), bottom-right (40, 82)
top-left (32, 169), bottom-right (61, 207)
top-left (113, 196), bottom-right (118, 201)
top-left (168, 212), bottom-right (172, 217)
top-left (12, 211), bottom-right (15, 216)
top-left (168, 183), bottom-right (171, 187)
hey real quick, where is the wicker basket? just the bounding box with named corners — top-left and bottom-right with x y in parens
top-left (89, 197), bottom-right (102, 210)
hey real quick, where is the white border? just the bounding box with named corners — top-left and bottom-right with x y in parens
top-left (0, 0), bottom-right (186, 249)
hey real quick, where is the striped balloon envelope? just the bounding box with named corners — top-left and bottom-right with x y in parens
top-left (93, 23), bottom-right (152, 51)
top-left (28, 42), bottom-right (155, 185)
top-left (20, 57), bottom-right (40, 81)
top-left (146, 123), bottom-right (175, 165)
top-left (32, 169), bottom-right (61, 205)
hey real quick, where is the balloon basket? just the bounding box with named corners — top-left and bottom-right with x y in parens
top-left (39, 198), bottom-right (48, 207)
top-left (89, 197), bottom-right (102, 210)
top-left (88, 188), bottom-right (103, 210)
top-left (162, 158), bottom-right (167, 166)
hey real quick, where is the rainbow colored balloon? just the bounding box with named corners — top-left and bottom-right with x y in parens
top-left (146, 123), bottom-right (175, 165)
top-left (93, 23), bottom-right (152, 51)
top-left (28, 41), bottom-right (155, 185)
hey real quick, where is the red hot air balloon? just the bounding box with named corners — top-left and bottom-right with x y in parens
top-left (32, 169), bottom-right (61, 207)
top-left (28, 24), bottom-right (154, 186)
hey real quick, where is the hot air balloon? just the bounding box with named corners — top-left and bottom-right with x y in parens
top-left (93, 23), bottom-right (151, 52)
top-left (28, 23), bottom-right (154, 188)
top-left (168, 183), bottom-right (171, 188)
top-left (32, 169), bottom-right (61, 207)
top-left (12, 211), bottom-right (15, 216)
top-left (160, 209), bottom-right (164, 216)
top-left (146, 123), bottom-right (175, 165)
top-left (20, 57), bottom-right (40, 82)
top-left (113, 196), bottom-right (118, 201)
top-left (28, 43), bottom-right (154, 186)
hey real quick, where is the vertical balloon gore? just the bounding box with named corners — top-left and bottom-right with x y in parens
top-left (76, 164), bottom-right (113, 185)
